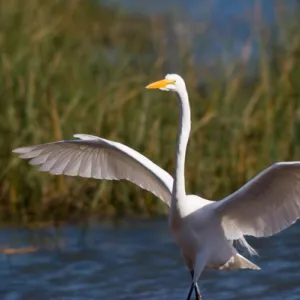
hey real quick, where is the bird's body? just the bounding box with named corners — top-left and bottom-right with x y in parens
top-left (13, 74), bottom-right (300, 299)
top-left (170, 195), bottom-right (257, 275)
top-left (171, 197), bottom-right (226, 270)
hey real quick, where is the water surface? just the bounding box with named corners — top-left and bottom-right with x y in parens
top-left (0, 219), bottom-right (300, 299)
top-left (101, 0), bottom-right (299, 67)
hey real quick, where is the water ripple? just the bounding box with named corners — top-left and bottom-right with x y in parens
top-left (0, 220), bottom-right (300, 299)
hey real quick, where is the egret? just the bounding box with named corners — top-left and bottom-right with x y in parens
top-left (13, 74), bottom-right (300, 299)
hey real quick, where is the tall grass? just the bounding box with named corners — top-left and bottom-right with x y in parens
top-left (1, 0), bottom-right (300, 224)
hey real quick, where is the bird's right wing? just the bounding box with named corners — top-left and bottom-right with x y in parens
top-left (12, 134), bottom-right (173, 206)
top-left (215, 162), bottom-right (300, 239)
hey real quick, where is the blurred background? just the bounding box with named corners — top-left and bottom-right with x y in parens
top-left (1, 0), bottom-right (300, 299)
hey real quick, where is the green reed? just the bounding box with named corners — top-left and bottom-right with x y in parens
top-left (1, 0), bottom-right (300, 224)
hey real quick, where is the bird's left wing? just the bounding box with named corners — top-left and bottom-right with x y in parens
top-left (215, 162), bottom-right (300, 239)
top-left (13, 134), bottom-right (173, 206)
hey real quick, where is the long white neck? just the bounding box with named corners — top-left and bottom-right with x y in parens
top-left (171, 87), bottom-right (191, 214)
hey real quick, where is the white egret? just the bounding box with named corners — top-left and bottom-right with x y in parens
top-left (13, 74), bottom-right (300, 300)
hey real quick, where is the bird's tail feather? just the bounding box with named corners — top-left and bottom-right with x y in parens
top-left (218, 253), bottom-right (260, 271)
top-left (232, 253), bottom-right (260, 270)
top-left (237, 236), bottom-right (258, 256)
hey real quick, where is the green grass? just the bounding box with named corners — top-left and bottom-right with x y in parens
top-left (1, 0), bottom-right (300, 224)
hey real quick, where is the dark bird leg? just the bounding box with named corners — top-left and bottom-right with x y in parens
top-left (190, 270), bottom-right (202, 300)
top-left (186, 281), bottom-right (194, 300)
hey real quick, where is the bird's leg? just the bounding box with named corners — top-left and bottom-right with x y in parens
top-left (190, 270), bottom-right (202, 300)
top-left (186, 281), bottom-right (194, 300)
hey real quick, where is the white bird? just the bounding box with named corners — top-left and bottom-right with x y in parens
top-left (12, 74), bottom-right (300, 300)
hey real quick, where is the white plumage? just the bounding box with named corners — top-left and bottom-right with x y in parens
top-left (14, 134), bottom-right (173, 206)
top-left (217, 162), bottom-right (300, 238)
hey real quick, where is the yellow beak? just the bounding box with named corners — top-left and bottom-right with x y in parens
top-left (146, 79), bottom-right (175, 89)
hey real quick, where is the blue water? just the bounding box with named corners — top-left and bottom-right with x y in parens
top-left (103, 0), bottom-right (277, 20)
top-left (101, 0), bottom-right (299, 67)
top-left (102, 0), bottom-right (298, 25)
top-left (1, 219), bottom-right (300, 299)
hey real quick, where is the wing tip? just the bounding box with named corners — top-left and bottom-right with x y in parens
top-left (12, 147), bottom-right (33, 154)
top-left (73, 134), bottom-right (100, 141)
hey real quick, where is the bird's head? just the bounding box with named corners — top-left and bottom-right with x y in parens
top-left (146, 74), bottom-right (186, 92)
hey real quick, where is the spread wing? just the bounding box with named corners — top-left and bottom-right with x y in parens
top-left (13, 134), bottom-right (173, 206)
top-left (216, 162), bottom-right (300, 238)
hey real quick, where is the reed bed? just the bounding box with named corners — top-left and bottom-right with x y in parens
top-left (1, 0), bottom-right (300, 224)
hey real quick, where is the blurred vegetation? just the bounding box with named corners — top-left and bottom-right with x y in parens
top-left (1, 0), bottom-right (300, 224)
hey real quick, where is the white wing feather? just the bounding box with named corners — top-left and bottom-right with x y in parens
top-left (13, 134), bottom-right (173, 206)
top-left (216, 162), bottom-right (300, 238)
